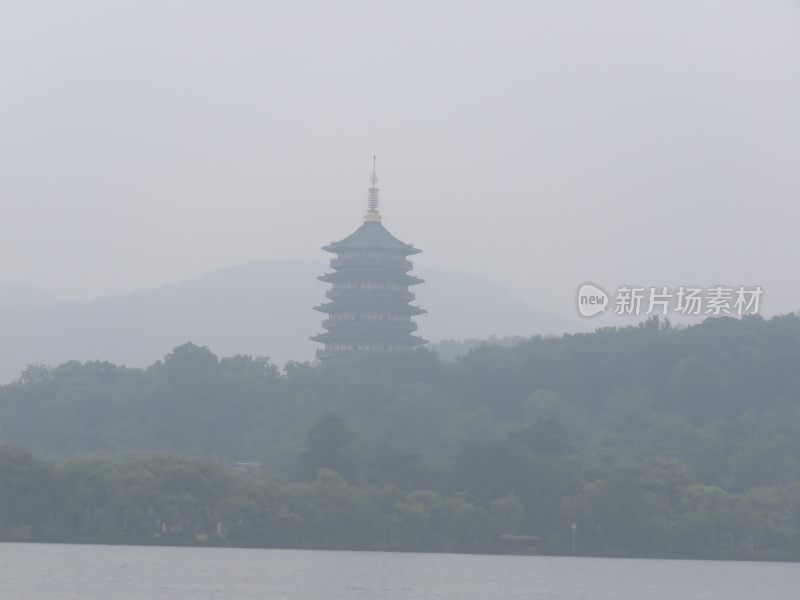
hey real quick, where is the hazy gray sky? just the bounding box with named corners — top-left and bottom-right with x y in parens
top-left (2, 1), bottom-right (799, 316)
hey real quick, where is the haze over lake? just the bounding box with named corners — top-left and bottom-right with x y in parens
top-left (2, 544), bottom-right (798, 600)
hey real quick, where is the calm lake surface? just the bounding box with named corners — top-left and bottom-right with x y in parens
top-left (1, 543), bottom-right (798, 600)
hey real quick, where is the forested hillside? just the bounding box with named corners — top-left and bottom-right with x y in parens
top-left (2, 314), bottom-right (800, 558)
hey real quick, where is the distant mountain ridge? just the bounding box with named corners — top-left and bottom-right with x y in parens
top-left (0, 261), bottom-right (577, 382)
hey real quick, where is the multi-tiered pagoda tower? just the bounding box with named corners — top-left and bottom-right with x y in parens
top-left (312, 159), bottom-right (426, 360)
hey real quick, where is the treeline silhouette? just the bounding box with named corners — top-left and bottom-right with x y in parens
top-left (2, 314), bottom-right (800, 558)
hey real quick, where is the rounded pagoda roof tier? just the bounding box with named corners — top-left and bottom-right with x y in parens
top-left (314, 301), bottom-right (426, 316)
top-left (322, 221), bottom-right (421, 256)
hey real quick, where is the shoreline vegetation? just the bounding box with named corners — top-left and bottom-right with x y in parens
top-left (0, 447), bottom-right (797, 565)
top-left (2, 315), bottom-right (800, 560)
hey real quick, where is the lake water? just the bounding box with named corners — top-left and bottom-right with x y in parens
top-left (0, 543), bottom-right (798, 599)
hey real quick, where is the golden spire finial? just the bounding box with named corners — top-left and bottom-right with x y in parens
top-left (365, 155), bottom-right (381, 221)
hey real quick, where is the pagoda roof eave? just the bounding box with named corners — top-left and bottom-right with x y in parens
top-left (322, 220), bottom-right (421, 255)
top-left (314, 302), bottom-right (426, 315)
top-left (318, 272), bottom-right (423, 285)
top-left (323, 245), bottom-right (422, 256)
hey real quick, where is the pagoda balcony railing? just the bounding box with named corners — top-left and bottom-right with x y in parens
top-left (321, 319), bottom-right (418, 332)
top-left (315, 344), bottom-right (418, 360)
top-left (320, 273), bottom-right (423, 286)
top-left (315, 347), bottom-right (344, 360)
top-left (324, 266), bottom-right (417, 279)
top-left (330, 257), bottom-right (413, 270)
top-left (325, 288), bottom-right (415, 302)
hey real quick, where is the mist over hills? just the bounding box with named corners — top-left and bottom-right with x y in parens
top-left (0, 286), bottom-right (62, 312)
top-left (0, 261), bottom-right (576, 382)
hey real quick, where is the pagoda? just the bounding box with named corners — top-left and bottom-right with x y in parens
top-left (312, 158), bottom-right (426, 360)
